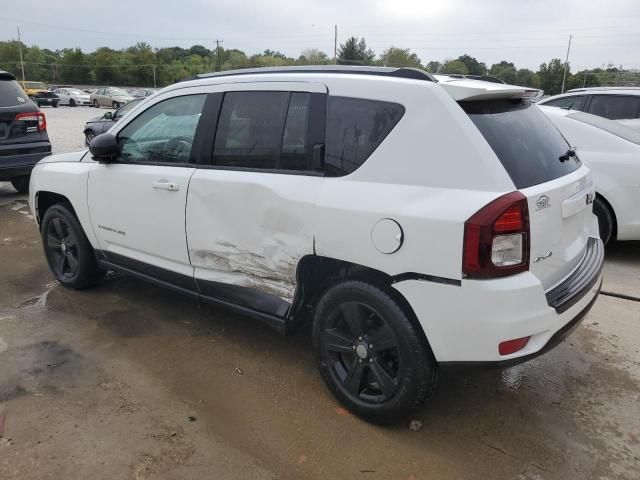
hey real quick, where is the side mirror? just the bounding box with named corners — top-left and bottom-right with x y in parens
top-left (103, 111), bottom-right (113, 120)
top-left (90, 133), bottom-right (119, 162)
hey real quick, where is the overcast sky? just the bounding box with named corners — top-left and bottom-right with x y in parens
top-left (2, 0), bottom-right (639, 70)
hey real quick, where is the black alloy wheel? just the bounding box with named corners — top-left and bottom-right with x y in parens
top-left (322, 301), bottom-right (402, 403)
top-left (40, 204), bottom-right (104, 289)
top-left (45, 216), bottom-right (80, 282)
top-left (313, 281), bottom-right (438, 424)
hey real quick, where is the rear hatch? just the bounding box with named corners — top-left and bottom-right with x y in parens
top-left (462, 97), bottom-right (593, 290)
top-left (0, 73), bottom-right (49, 147)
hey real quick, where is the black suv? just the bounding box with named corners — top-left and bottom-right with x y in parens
top-left (0, 71), bottom-right (52, 193)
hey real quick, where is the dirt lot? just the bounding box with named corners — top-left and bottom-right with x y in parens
top-left (0, 107), bottom-right (639, 479)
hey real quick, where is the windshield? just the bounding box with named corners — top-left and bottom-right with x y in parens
top-left (68, 88), bottom-right (86, 95)
top-left (115, 98), bottom-right (141, 117)
top-left (25, 82), bottom-right (46, 89)
top-left (109, 88), bottom-right (129, 96)
top-left (567, 111), bottom-right (640, 145)
top-left (462, 99), bottom-right (581, 189)
top-left (0, 79), bottom-right (29, 107)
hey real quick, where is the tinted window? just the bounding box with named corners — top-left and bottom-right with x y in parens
top-left (543, 95), bottom-right (585, 111)
top-left (213, 91), bottom-right (312, 171)
top-left (117, 94), bottom-right (206, 164)
top-left (463, 99), bottom-right (580, 189)
top-left (325, 97), bottom-right (405, 176)
top-left (587, 95), bottom-right (640, 120)
top-left (0, 79), bottom-right (29, 107)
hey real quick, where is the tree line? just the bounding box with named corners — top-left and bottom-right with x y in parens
top-left (0, 36), bottom-right (637, 95)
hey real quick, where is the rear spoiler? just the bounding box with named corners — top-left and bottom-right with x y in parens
top-left (434, 75), bottom-right (542, 101)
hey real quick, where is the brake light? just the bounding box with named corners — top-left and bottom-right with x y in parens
top-left (15, 111), bottom-right (46, 131)
top-left (463, 191), bottom-right (530, 278)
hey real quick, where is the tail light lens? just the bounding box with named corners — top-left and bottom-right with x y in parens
top-left (15, 111), bottom-right (47, 131)
top-left (463, 191), bottom-right (530, 278)
top-left (499, 336), bottom-right (530, 356)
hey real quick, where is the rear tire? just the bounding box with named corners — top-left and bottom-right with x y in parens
top-left (112, 101), bottom-right (119, 109)
top-left (93, 99), bottom-right (99, 108)
top-left (593, 197), bottom-right (615, 245)
top-left (11, 175), bottom-right (30, 194)
top-left (41, 204), bottom-right (105, 289)
top-left (312, 280), bottom-right (438, 425)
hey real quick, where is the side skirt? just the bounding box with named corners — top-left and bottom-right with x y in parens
top-left (96, 254), bottom-right (288, 335)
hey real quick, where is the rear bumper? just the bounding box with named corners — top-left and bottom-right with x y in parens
top-left (34, 97), bottom-right (58, 105)
top-left (0, 142), bottom-right (51, 180)
top-left (393, 236), bottom-right (603, 363)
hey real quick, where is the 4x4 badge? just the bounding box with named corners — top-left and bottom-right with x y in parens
top-left (536, 195), bottom-right (550, 210)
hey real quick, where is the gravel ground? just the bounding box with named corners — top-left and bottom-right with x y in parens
top-left (0, 109), bottom-right (638, 479)
top-left (42, 104), bottom-right (114, 154)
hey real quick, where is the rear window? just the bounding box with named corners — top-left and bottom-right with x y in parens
top-left (542, 95), bottom-right (586, 111)
top-left (325, 96), bottom-right (405, 176)
top-left (587, 95), bottom-right (640, 120)
top-left (0, 79), bottom-right (29, 108)
top-left (462, 99), bottom-right (580, 189)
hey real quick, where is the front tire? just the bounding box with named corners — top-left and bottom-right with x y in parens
top-left (593, 197), bottom-right (615, 245)
top-left (11, 175), bottom-right (30, 194)
top-left (112, 101), bottom-right (120, 109)
top-left (84, 130), bottom-right (95, 147)
top-left (312, 280), bottom-right (438, 424)
top-left (53, 101), bottom-right (59, 108)
top-left (41, 204), bottom-right (104, 289)
top-left (69, 98), bottom-right (76, 107)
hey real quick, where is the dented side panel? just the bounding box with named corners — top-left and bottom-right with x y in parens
top-left (186, 170), bottom-right (321, 302)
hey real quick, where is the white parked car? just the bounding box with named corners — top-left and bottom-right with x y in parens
top-left (540, 105), bottom-right (640, 244)
top-left (29, 67), bottom-right (603, 424)
top-left (538, 88), bottom-right (640, 132)
top-left (53, 87), bottom-right (91, 107)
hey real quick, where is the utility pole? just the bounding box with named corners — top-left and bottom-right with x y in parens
top-left (334, 25), bottom-right (338, 64)
top-left (583, 71), bottom-right (587, 87)
top-left (51, 63), bottom-right (55, 83)
top-left (561, 34), bottom-right (572, 94)
top-left (16, 27), bottom-right (26, 83)
top-left (216, 40), bottom-right (223, 71)
top-left (152, 65), bottom-right (157, 88)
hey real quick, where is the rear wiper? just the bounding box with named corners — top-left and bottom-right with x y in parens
top-left (559, 149), bottom-right (577, 162)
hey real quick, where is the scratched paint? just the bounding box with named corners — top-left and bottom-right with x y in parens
top-left (191, 240), bottom-right (298, 301)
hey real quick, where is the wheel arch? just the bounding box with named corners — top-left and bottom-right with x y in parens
top-left (35, 191), bottom-right (78, 226)
top-left (595, 192), bottom-right (618, 241)
top-left (290, 255), bottom-right (434, 356)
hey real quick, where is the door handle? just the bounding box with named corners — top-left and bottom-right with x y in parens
top-left (152, 181), bottom-right (180, 191)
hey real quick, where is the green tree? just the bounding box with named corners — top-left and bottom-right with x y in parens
top-left (489, 61), bottom-right (517, 84)
top-left (442, 59), bottom-right (469, 75)
top-left (424, 60), bottom-right (442, 73)
top-left (537, 58), bottom-right (567, 95)
top-left (58, 48), bottom-right (91, 84)
top-left (337, 37), bottom-right (375, 65)
top-left (457, 54), bottom-right (487, 75)
top-left (380, 47), bottom-right (422, 68)
top-left (298, 48), bottom-right (330, 65)
top-left (515, 68), bottom-right (535, 87)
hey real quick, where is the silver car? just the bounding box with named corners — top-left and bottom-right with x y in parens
top-left (54, 88), bottom-right (91, 107)
top-left (90, 87), bottom-right (135, 109)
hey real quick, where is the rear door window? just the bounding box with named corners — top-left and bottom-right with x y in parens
top-left (543, 95), bottom-right (586, 111)
top-left (0, 79), bottom-right (28, 107)
top-left (587, 95), bottom-right (640, 120)
top-left (463, 99), bottom-right (580, 189)
top-left (325, 97), bottom-right (405, 176)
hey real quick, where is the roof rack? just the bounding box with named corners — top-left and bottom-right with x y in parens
top-left (188, 65), bottom-right (436, 82)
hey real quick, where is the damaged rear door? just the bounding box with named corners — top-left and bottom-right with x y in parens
top-left (186, 81), bottom-right (327, 316)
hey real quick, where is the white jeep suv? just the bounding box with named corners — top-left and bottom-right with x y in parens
top-left (29, 66), bottom-right (603, 424)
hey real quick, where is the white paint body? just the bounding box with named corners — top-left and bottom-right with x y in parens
top-left (541, 105), bottom-right (640, 241)
top-left (539, 88), bottom-right (640, 132)
top-left (29, 71), bottom-right (601, 363)
top-left (53, 88), bottom-right (91, 106)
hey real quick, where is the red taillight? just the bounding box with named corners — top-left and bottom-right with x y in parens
top-left (463, 191), bottom-right (530, 278)
top-left (499, 336), bottom-right (530, 356)
top-left (15, 111), bottom-right (46, 131)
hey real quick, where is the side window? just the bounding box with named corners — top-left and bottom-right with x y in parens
top-left (324, 96), bottom-right (405, 177)
top-left (117, 94), bottom-right (206, 164)
top-left (543, 95), bottom-right (585, 110)
top-left (588, 95), bottom-right (640, 120)
top-left (212, 91), bottom-right (312, 171)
